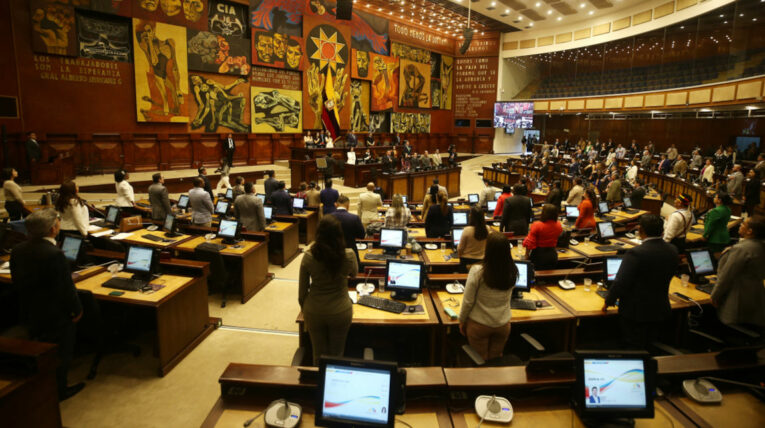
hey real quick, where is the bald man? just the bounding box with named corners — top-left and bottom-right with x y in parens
top-left (357, 182), bottom-right (383, 229)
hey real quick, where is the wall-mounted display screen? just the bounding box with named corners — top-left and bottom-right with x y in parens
top-left (494, 102), bottom-right (534, 130)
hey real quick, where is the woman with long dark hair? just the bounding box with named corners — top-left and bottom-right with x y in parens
top-left (575, 188), bottom-right (597, 231)
top-left (2, 168), bottom-right (25, 221)
top-left (523, 203), bottom-right (563, 269)
top-left (459, 232), bottom-right (519, 361)
top-left (55, 181), bottom-right (89, 237)
top-left (298, 216), bottom-right (358, 365)
top-left (457, 206), bottom-right (490, 272)
top-left (425, 190), bottom-right (453, 238)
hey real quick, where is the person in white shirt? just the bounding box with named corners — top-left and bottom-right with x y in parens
top-left (55, 181), bottom-right (89, 237)
top-left (215, 171), bottom-right (232, 194)
top-left (625, 161), bottom-right (638, 184)
top-left (663, 193), bottom-right (694, 253)
top-left (566, 178), bottom-right (585, 206)
top-left (346, 147), bottom-right (357, 165)
top-left (114, 169), bottom-right (134, 207)
top-left (478, 178), bottom-right (495, 208)
top-left (700, 158), bottom-right (715, 185)
top-left (357, 182), bottom-right (382, 228)
top-left (689, 149), bottom-right (703, 169)
top-left (431, 149), bottom-right (442, 167)
top-left (304, 130), bottom-right (314, 146)
top-left (325, 134), bottom-right (334, 148)
top-left (615, 144), bottom-right (626, 159)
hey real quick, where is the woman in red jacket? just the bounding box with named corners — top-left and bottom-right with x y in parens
top-left (575, 188), bottom-right (597, 231)
top-left (523, 204), bottom-right (563, 269)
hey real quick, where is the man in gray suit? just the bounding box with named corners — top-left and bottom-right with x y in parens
top-left (189, 177), bottom-right (214, 227)
top-left (712, 215), bottom-right (765, 329)
top-left (148, 172), bottom-right (172, 221)
top-left (640, 150), bottom-right (652, 169)
top-left (234, 181), bottom-right (266, 232)
top-left (726, 164), bottom-right (744, 199)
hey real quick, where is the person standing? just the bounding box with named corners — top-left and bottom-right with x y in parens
top-left (663, 193), bottom-right (694, 253)
top-left (298, 216), bottom-right (358, 365)
top-left (270, 181), bottom-right (293, 215)
top-left (346, 131), bottom-right (357, 148)
top-left (263, 170), bottom-right (279, 203)
top-left (384, 194), bottom-right (411, 228)
top-left (2, 168), bottom-right (25, 220)
top-left (630, 178), bottom-right (647, 210)
top-left (566, 178), bottom-right (584, 207)
top-left (478, 179), bottom-right (495, 208)
top-left (114, 169), bottom-right (134, 207)
top-left (425, 191), bottom-right (454, 238)
top-left (755, 153), bottom-right (765, 180)
top-left (523, 204), bottom-right (563, 270)
top-left (306, 181), bottom-right (322, 208)
top-left (332, 195), bottom-right (366, 267)
top-left (381, 150), bottom-right (394, 173)
top-left (603, 214), bottom-right (678, 349)
top-left (148, 173), bottom-right (172, 221)
top-left (25, 132), bottom-right (42, 165)
top-left (189, 177), bottom-right (214, 227)
top-left (304, 130), bottom-right (314, 147)
top-left (55, 181), bottom-right (89, 237)
top-left (215, 171), bottom-right (232, 195)
top-left (357, 182), bottom-right (382, 229)
top-left (234, 182), bottom-right (266, 232)
top-left (726, 164), bottom-right (744, 199)
top-left (197, 166), bottom-right (214, 202)
top-left (703, 192), bottom-right (732, 254)
top-left (223, 133), bottom-right (236, 171)
top-left (711, 215), bottom-right (765, 329)
top-left (11, 208), bottom-right (84, 400)
top-left (457, 206), bottom-right (491, 272)
top-left (458, 232), bottom-right (518, 361)
top-left (575, 189), bottom-right (597, 231)
top-left (545, 180), bottom-right (563, 209)
top-left (666, 144), bottom-right (678, 161)
top-left (231, 176), bottom-right (246, 201)
top-left (320, 179), bottom-right (339, 214)
top-left (500, 184), bottom-right (532, 236)
top-left (493, 185), bottom-right (512, 218)
top-left (605, 172), bottom-right (622, 203)
top-left (700, 158), bottom-right (715, 185)
top-left (672, 156), bottom-right (688, 178)
top-left (744, 169), bottom-right (761, 217)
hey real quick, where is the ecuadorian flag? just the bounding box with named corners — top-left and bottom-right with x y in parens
top-left (321, 70), bottom-right (341, 139)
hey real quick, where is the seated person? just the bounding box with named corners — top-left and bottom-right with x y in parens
top-left (425, 190), bottom-right (453, 238)
top-left (523, 204), bottom-right (563, 270)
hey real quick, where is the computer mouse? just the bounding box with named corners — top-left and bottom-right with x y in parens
top-left (232, 245), bottom-right (243, 249)
top-left (557, 249), bottom-right (566, 253)
top-left (569, 239), bottom-right (579, 246)
top-left (408, 306), bottom-right (416, 313)
top-left (535, 300), bottom-right (544, 308)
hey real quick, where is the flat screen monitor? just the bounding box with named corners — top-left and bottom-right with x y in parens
top-left (124, 246), bottom-right (156, 279)
top-left (256, 193), bottom-right (266, 203)
top-left (316, 357), bottom-right (399, 427)
top-left (214, 200), bottom-right (229, 215)
top-left (598, 201), bottom-right (610, 214)
top-left (604, 256), bottom-right (623, 286)
top-left (385, 259), bottom-right (423, 300)
top-left (105, 206), bottom-right (120, 225)
top-left (597, 221), bottom-right (615, 239)
top-left (293, 198), bottom-right (305, 209)
top-left (453, 211), bottom-right (468, 226)
top-left (575, 351), bottom-right (655, 419)
top-left (494, 102), bottom-right (534, 129)
top-left (379, 228), bottom-right (406, 253)
top-left (468, 193), bottom-right (479, 204)
top-left (225, 188), bottom-right (233, 200)
top-left (495, 191), bottom-right (502, 200)
top-left (688, 249), bottom-right (715, 277)
top-left (565, 205), bottom-right (580, 219)
top-left (217, 219), bottom-right (240, 242)
top-left (452, 228), bottom-right (464, 248)
top-left (162, 213), bottom-right (178, 237)
top-left (514, 260), bottom-right (533, 296)
top-left (401, 195), bottom-right (407, 205)
top-left (61, 235), bottom-right (83, 263)
top-left (264, 206), bottom-right (273, 221)
top-left (487, 200), bottom-right (497, 212)
top-left (623, 197), bottom-right (633, 208)
top-left (177, 195), bottom-right (189, 209)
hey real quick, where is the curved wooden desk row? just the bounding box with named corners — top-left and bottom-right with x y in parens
top-left (379, 167), bottom-right (461, 203)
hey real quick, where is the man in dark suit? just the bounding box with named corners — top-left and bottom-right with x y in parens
top-left (392, 132), bottom-right (401, 146)
top-left (320, 179), bottom-right (339, 214)
top-left (381, 150), bottom-right (394, 173)
top-left (657, 154), bottom-right (671, 175)
top-left (26, 131), bottom-right (42, 164)
top-left (221, 133), bottom-right (236, 171)
top-left (500, 184), bottom-right (533, 236)
top-left (234, 181), bottom-right (266, 232)
top-left (270, 181), bottom-right (293, 215)
top-left (198, 166), bottom-right (214, 202)
top-left (264, 170), bottom-right (279, 203)
top-left (11, 208), bottom-right (84, 401)
top-left (331, 194), bottom-right (365, 271)
top-left (630, 178), bottom-right (647, 210)
top-left (346, 132), bottom-right (357, 148)
top-left (148, 172), bottom-right (172, 221)
top-left (603, 214), bottom-right (678, 349)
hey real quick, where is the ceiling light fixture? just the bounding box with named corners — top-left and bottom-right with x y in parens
top-left (588, 10), bottom-right (594, 15)
top-left (580, 2), bottom-right (586, 8)
top-left (547, 10), bottom-right (553, 15)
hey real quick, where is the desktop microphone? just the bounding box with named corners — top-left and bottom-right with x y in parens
top-left (558, 257), bottom-right (590, 290)
top-left (356, 268), bottom-right (376, 295)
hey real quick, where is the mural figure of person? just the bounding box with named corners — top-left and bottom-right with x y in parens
top-left (255, 31), bottom-right (274, 64)
top-left (285, 38), bottom-right (303, 69)
top-left (136, 23), bottom-right (183, 118)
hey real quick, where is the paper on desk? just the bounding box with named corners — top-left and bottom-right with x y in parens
top-left (111, 232), bottom-right (134, 240)
top-left (87, 225), bottom-right (104, 232)
top-left (91, 230), bottom-right (114, 237)
top-left (348, 291), bottom-right (358, 304)
top-left (0, 268), bottom-right (10, 274)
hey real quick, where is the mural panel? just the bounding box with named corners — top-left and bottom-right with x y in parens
top-left (252, 29), bottom-right (304, 71)
top-left (350, 10), bottom-right (388, 55)
top-left (209, 0), bottom-right (248, 38)
top-left (30, 1), bottom-right (78, 56)
top-left (391, 112), bottom-right (430, 133)
top-left (250, 0), bottom-right (303, 37)
top-left (350, 79), bottom-right (369, 133)
top-left (398, 59), bottom-right (430, 108)
top-left (351, 49), bottom-right (371, 80)
top-left (77, 12), bottom-right (132, 62)
top-left (189, 72), bottom-right (249, 132)
top-left (440, 54), bottom-right (453, 110)
top-left (369, 52), bottom-right (397, 112)
top-left (188, 30), bottom-right (250, 75)
top-left (391, 42), bottom-right (429, 64)
top-left (133, 0), bottom-right (208, 29)
top-left (251, 86), bottom-right (302, 133)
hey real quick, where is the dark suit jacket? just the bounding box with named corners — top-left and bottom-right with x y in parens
top-left (11, 238), bottom-right (82, 337)
top-left (605, 238), bottom-right (678, 322)
top-left (331, 208), bottom-right (365, 251)
top-left (347, 134), bottom-right (357, 147)
top-left (381, 155), bottom-right (394, 172)
top-left (148, 182), bottom-right (172, 221)
top-left (270, 189), bottom-right (293, 215)
top-left (26, 138), bottom-right (41, 162)
top-left (630, 186), bottom-right (646, 209)
top-left (264, 177), bottom-right (279, 202)
top-left (746, 179), bottom-right (761, 206)
top-left (199, 174), bottom-right (214, 201)
top-left (501, 195), bottom-right (532, 236)
top-left (658, 160), bottom-right (671, 174)
top-left (425, 205), bottom-right (454, 238)
top-left (225, 138), bottom-right (235, 155)
top-left (320, 188), bottom-right (339, 214)
top-left (546, 188), bottom-right (563, 209)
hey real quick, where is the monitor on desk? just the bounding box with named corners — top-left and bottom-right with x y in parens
top-left (379, 228), bottom-right (406, 254)
top-left (495, 191), bottom-right (502, 200)
top-left (598, 201), bottom-right (610, 215)
top-left (401, 195), bottom-right (407, 205)
top-left (104, 205), bottom-right (120, 225)
top-left (124, 246), bottom-right (158, 280)
top-left (225, 188), bottom-right (233, 200)
top-left (177, 195), bottom-right (189, 210)
top-left (293, 198), bottom-right (305, 210)
top-left (256, 193), bottom-right (266, 203)
top-left (385, 259), bottom-right (423, 301)
top-left (214, 200), bottom-right (229, 216)
top-left (487, 200), bottom-right (497, 212)
top-left (453, 211), bottom-right (468, 226)
top-left (452, 228), bottom-right (464, 248)
top-left (217, 219), bottom-right (240, 243)
top-left (512, 260), bottom-right (534, 299)
top-left (603, 256), bottom-right (623, 286)
top-left (687, 249), bottom-right (715, 282)
top-left (575, 351), bottom-right (656, 420)
top-left (597, 221), bottom-right (615, 240)
top-left (316, 357), bottom-right (400, 428)
top-left (61, 235), bottom-right (83, 265)
top-left (467, 193), bottom-right (479, 204)
top-left (622, 197), bottom-right (633, 209)
top-left (565, 205), bottom-right (580, 221)
top-left (162, 213), bottom-right (180, 237)
top-left (264, 206), bottom-right (273, 222)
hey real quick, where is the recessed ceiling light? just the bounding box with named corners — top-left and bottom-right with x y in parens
top-left (588, 10), bottom-right (594, 15)
top-left (535, 2), bottom-right (541, 7)
top-left (518, 16), bottom-right (523, 20)
top-left (680, 26), bottom-right (684, 29)
top-left (505, 8), bottom-right (510, 13)
top-left (557, 16), bottom-right (562, 21)
top-left (547, 10), bottom-right (553, 15)
top-left (580, 2), bottom-right (586, 8)
top-left (754, 18), bottom-right (758, 21)
top-left (491, 1), bottom-right (496, 5)
top-left (529, 22), bottom-right (534, 27)
top-left (740, 13), bottom-right (744, 17)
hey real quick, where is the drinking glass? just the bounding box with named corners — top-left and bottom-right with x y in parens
top-left (583, 278), bottom-right (593, 292)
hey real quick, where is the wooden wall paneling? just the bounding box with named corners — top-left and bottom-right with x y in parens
top-left (474, 134), bottom-right (493, 153)
top-left (455, 134), bottom-right (472, 153)
top-left (274, 134), bottom-right (292, 160)
top-left (127, 134), bottom-right (161, 172)
top-left (412, 174), bottom-right (427, 202)
top-left (194, 135), bottom-right (224, 168)
top-left (91, 133), bottom-right (124, 172)
top-left (447, 169), bottom-right (460, 196)
top-left (253, 134), bottom-right (273, 164)
top-left (231, 134), bottom-right (249, 166)
top-left (166, 135), bottom-right (193, 170)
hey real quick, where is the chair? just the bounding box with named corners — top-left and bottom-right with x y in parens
top-left (76, 290), bottom-right (140, 379)
top-left (194, 245), bottom-right (231, 308)
top-left (460, 332), bottom-right (548, 367)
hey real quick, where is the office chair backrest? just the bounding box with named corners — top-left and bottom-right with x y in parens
top-left (193, 245), bottom-right (228, 290)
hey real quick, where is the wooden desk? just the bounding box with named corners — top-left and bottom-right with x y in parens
top-left (344, 161), bottom-right (384, 188)
top-left (76, 270), bottom-right (213, 376)
top-left (296, 289), bottom-right (440, 365)
top-left (174, 236), bottom-right (272, 303)
top-left (292, 210), bottom-right (318, 244)
top-left (359, 248), bottom-right (423, 265)
top-left (264, 221), bottom-right (300, 267)
top-left (119, 228), bottom-right (193, 249)
top-left (687, 217), bottom-right (742, 243)
top-left (379, 167), bottom-right (461, 202)
top-left (669, 391), bottom-right (765, 428)
top-left (569, 240), bottom-right (635, 258)
top-left (607, 209), bottom-right (649, 224)
top-left (422, 249), bottom-right (459, 268)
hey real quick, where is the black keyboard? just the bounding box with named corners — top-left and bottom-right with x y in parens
top-left (596, 289), bottom-right (609, 299)
top-left (622, 208), bottom-right (639, 214)
top-left (365, 253), bottom-right (399, 261)
top-left (357, 295), bottom-right (407, 314)
top-left (103, 277), bottom-right (147, 291)
top-left (142, 234), bottom-right (171, 243)
top-left (696, 283), bottom-right (714, 295)
top-left (136, 202), bottom-right (151, 208)
top-left (196, 242), bottom-right (226, 252)
top-left (510, 299), bottom-right (537, 311)
top-left (595, 245), bottom-right (622, 252)
top-left (601, 215), bottom-right (615, 220)
top-left (91, 220), bottom-right (109, 228)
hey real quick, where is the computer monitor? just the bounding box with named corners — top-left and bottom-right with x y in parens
top-left (123, 246), bottom-right (158, 281)
top-left (61, 235), bottom-right (83, 265)
top-left (603, 256), bottom-right (623, 287)
top-left (598, 201), bottom-right (610, 215)
top-left (597, 221), bottom-right (615, 240)
top-left (565, 205), bottom-right (580, 221)
top-left (104, 206), bottom-right (120, 225)
top-left (256, 193), bottom-right (266, 203)
top-left (214, 200), bottom-right (229, 216)
top-left (293, 198), bottom-right (305, 210)
top-left (487, 200), bottom-right (497, 212)
top-left (453, 211), bottom-right (468, 226)
top-left (495, 191), bottom-right (502, 200)
top-left (467, 193), bottom-right (479, 204)
top-left (163, 214), bottom-right (179, 237)
top-left (575, 351), bottom-right (656, 421)
top-left (385, 259), bottom-right (423, 301)
top-left (687, 249), bottom-right (715, 284)
top-left (177, 195), bottom-right (190, 210)
top-left (512, 260), bottom-right (534, 299)
top-left (622, 197), bottom-right (633, 209)
top-left (264, 206), bottom-right (273, 222)
top-left (401, 195), bottom-right (407, 205)
top-left (316, 357), bottom-right (400, 428)
top-left (225, 188), bottom-right (233, 200)
top-left (379, 228), bottom-right (406, 254)
top-left (217, 219), bottom-right (240, 244)
top-left (452, 228), bottom-right (464, 248)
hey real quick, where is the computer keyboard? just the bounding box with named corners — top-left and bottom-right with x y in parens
top-left (595, 245), bottom-right (622, 252)
top-left (91, 220), bottom-right (109, 228)
top-left (510, 299), bottom-right (537, 311)
top-left (196, 242), bottom-right (227, 252)
top-left (136, 202), bottom-right (151, 208)
top-left (622, 208), bottom-right (639, 214)
top-left (365, 253), bottom-right (399, 261)
top-left (596, 289), bottom-right (609, 299)
top-left (357, 295), bottom-right (407, 314)
top-left (601, 215), bottom-right (615, 220)
top-left (103, 277), bottom-right (147, 291)
top-left (141, 234), bottom-right (171, 243)
top-left (696, 283), bottom-right (714, 295)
